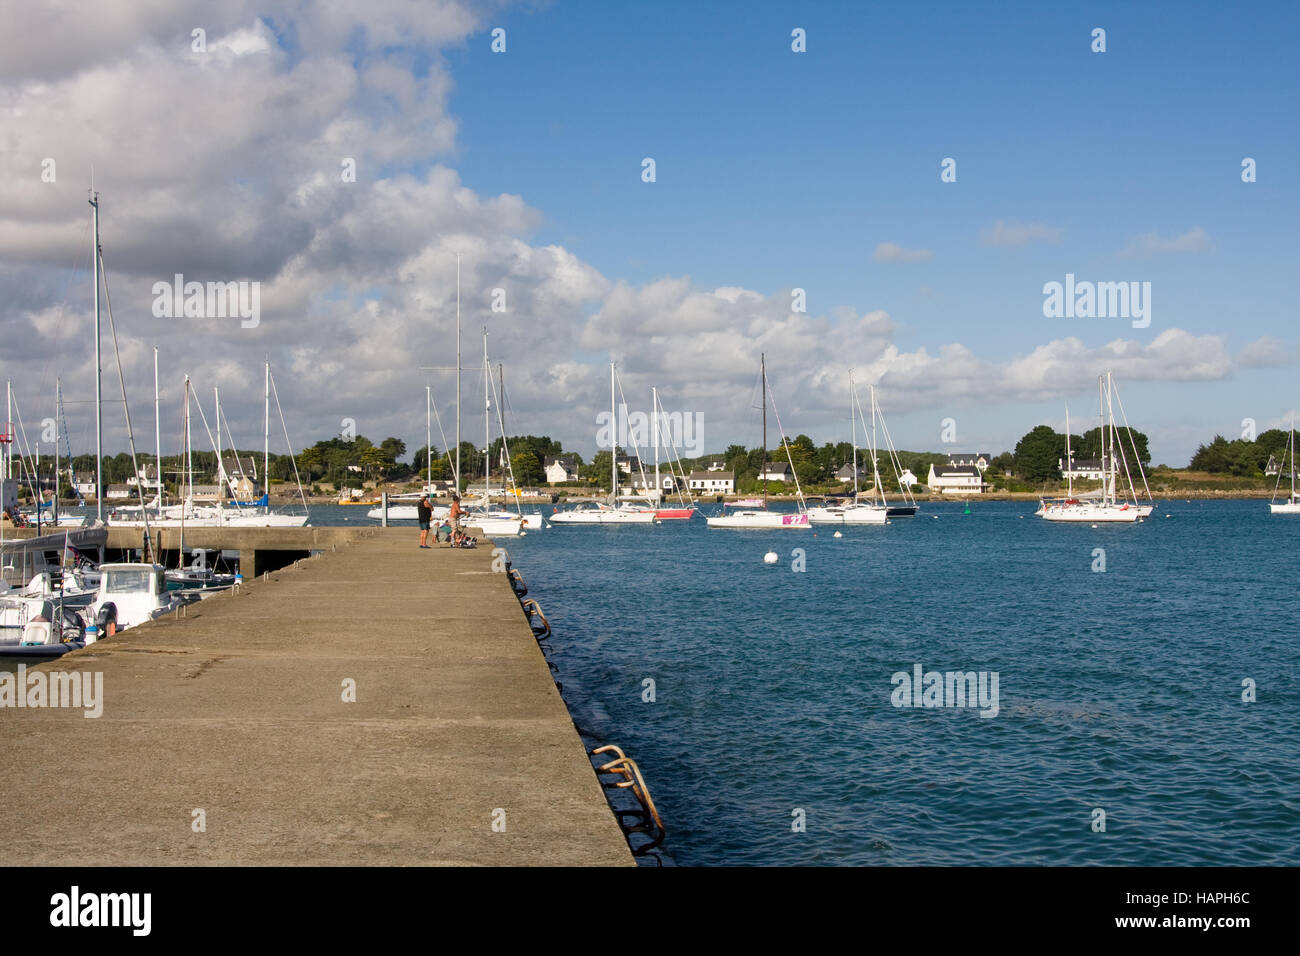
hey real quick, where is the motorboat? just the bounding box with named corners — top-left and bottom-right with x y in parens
top-left (88, 563), bottom-right (180, 634)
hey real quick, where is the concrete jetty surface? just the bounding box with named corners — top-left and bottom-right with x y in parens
top-left (0, 530), bottom-right (632, 866)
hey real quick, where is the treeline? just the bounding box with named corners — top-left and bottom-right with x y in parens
top-left (19, 422), bottom-right (1286, 497)
top-left (1009, 425), bottom-right (1151, 483)
top-left (6, 449), bottom-right (303, 496)
top-left (1187, 431), bottom-right (1290, 477)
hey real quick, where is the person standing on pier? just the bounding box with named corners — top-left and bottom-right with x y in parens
top-left (449, 494), bottom-right (462, 544)
top-left (417, 493), bottom-right (434, 548)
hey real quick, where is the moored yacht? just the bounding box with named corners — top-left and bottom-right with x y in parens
top-left (1269, 422), bottom-right (1300, 514)
top-left (707, 354), bottom-right (811, 530)
top-left (808, 372), bottom-right (889, 526)
top-left (1038, 373), bottom-right (1155, 523)
top-left (88, 563), bottom-right (179, 633)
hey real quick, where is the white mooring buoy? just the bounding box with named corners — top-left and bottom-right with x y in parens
top-left (833, 531), bottom-right (843, 538)
top-left (763, 551), bottom-right (779, 564)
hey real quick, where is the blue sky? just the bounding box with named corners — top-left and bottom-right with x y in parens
top-left (2, 1), bottom-right (1297, 466)
top-left (436, 0), bottom-right (1299, 461)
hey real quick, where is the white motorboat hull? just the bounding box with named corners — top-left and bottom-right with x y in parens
top-left (550, 508), bottom-right (656, 524)
top-left (706, 510), bottom-right (810, 528)
top-left (462, 515), bottom-right (524, 535)
top-left (109, 510), bottom-right (309, 528)
top-left (217, 512), bottom-right (310, 528)
top-left (807, 505), bottom-right (887, 525)
top-left (1037, 503), bottom-right (1144, 522)
top-left (481, 510), bottom-right (545, 530)
top-left (365, 505), bottom-right (450, 521)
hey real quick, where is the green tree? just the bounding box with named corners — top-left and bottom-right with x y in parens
top-left (298, 447), bottom-right (323, 480)
top-left (359, 445), bottom-right (390, 480)
top-left (582, 450), bottom-right (617, 491)
top-left (1080, 426), bottom-right (1151, 466)
top-left (1013, 425), bottom-right (1065, 483)
top-left (511, 450), bottom-right (544, 486)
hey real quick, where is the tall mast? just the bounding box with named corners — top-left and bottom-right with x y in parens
top-left (499, 363), bottom-right (506, 496)
top-left (426, 385), bottom-right (432, 492)
top-left (455, 254), bottom-right (461, 493)
top-left (185, 377), bottom-right (193, 502)
top-left (761, 353), bottom-right (768, 509)
top-left (483, 328), bottom-right (490, 497)
top-left (653, 385), bottom-right (660, 503)
top-left (1065, 404), bottom-right (1072, 497)
top-left (870, 383), bottom-right (881, 501)
top-left (215, 387), bottom-right (225, 500)
top-left (263, 358), bottom-right (270, 510)
top-left (181, 377), bottom-right (190, 560)
top-left (850, 371), bottom-right (858, 499)
top-left (1104, 372), bottom-right (1117, 504)
top-left (53, 378), bottom-right (60, 525)
top-left (610, 362), bottom-right (616, 504)
top-left (1098, 374), bottom-right (1107, 503)
top-left (154, 347), bottom-right (161, 515)
top-left (91, 191), bottom-right (103, 521)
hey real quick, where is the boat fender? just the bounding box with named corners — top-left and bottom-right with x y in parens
top-left (97, 602), bottom-right (118, 637)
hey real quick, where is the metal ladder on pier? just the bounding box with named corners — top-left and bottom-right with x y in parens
top-left (503, 550), bottom-right (668, 861)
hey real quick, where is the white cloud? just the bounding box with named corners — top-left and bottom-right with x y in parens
top-left (873, 241), bottom-right (932, 263)
top-left (0, 4), bottom-right (1290, 468)
top-left (1237, 336), bottom-right (1293, 368)
top-left (1120, 227), bottom-right (1211, 257)
top-left (980, 220), bottom-right (1063, 247)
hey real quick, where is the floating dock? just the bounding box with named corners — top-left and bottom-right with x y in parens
top-left (0, 529), bottom-right (632, 866)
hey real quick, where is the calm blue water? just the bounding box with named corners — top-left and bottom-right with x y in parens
top-left (316, 500), bottom-right (1299, 865)
top-left (489, 500), bottom-right (1298, 866)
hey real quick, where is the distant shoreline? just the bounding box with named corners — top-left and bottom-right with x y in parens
top-left (296, 489), bottom-right (1283, 506)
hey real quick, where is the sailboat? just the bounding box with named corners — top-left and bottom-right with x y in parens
top-left (551, 364), bottom-right (657, 524)
top-left (808, 372), bottom-right (887, 525)
top-left (111, 364), bottom-right (309, 528)
top-left (871, 387), bottom-right (919, 517)
top-left (1037, 371), bottom-right (1155, 523)
top-left (706, 355), bottom-right (810, 529)
top-left (650, 386), bottom-right (697, 520)
top-left (1269, 421), bottom-right (1300, 514)
top-left (459, 331), bottom-right (526, 536)
top-left (366, 387), bottom-right (451, 522)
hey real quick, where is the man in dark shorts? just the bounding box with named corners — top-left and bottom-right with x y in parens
top-left (417, 492), bottom-right (434, 548)
top-left (449, 493), bottom-right (462, 542)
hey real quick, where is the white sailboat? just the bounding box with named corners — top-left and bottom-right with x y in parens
top-left (111, 364), bottom-right (309, 528)
top-left (366, 389), bottom-right (452, 521)
top-left (808, 372), bottom-right (887, 525)
top-left (650, 386), bottom-right (697, 519)
top-left (460, 331), bottom-right (525, 536)
top-left (472, 362), bottom-right (546, 531)
top-left (1269, 421), bottom-right (1300, 514)
top-left (707, 354), bottom-right (810, 529)
top-left (551, 364), bottom-right (656, 525)
top-left (1038, 372), bottom-right (1155, 523)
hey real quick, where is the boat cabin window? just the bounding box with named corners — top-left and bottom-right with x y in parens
top-left (105, 568), bottom-right (154, 593)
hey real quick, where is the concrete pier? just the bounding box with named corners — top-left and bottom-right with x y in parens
top-left (0, 529), bottom-right (632, 866)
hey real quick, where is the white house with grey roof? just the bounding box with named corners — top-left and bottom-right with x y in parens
top-left (926, 463), bottom-right (984, 494)
top-left (544, 456), bottom-right (579, 483)
top-left (1058, 457), bottom-right (1105, 481)
top-left (948, 453), bottom-right (992, 472)
top-left (688, 470), bottom-right (734, 493)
